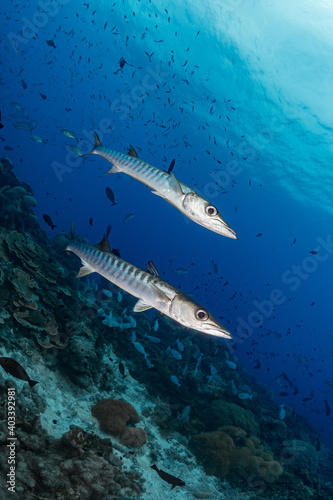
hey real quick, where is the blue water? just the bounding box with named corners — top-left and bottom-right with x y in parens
top-left (2, 0), bottom-right (333, 465)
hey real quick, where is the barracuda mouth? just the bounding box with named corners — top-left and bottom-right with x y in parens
top-left (217, 219), bottom-right (238, 239)
top-left (205, 322), bottom-right (232, 338)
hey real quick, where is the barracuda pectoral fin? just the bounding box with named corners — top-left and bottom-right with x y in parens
top-left (133, 284), bottom-right (171, 312)
top-left (151, 190), bottom-right (165, 198)
top-left (168, 173), bottom-right (184, 195)
top-left (151, 173), bottom-right (184, 198)
top-left (76, 263), bottom-right (94, 278)
top-left (133, 299), bottom-right (153, 312)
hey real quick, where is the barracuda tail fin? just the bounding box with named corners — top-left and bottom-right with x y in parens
top-left (76, 131), bottom-right (102, 158)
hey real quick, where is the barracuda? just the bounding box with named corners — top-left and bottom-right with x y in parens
top-left (66, 240), bottom-right (232, 338)
top-left (84, 132), bottom-right (237, 239)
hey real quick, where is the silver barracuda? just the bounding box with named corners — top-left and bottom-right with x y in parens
top-left (84, 132), bottom-right (237, 239)
top-left (66, 239), bottom-right (232, 338)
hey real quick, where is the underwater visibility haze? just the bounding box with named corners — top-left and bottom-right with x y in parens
top-left (1, 0), bottom-right (333, 498)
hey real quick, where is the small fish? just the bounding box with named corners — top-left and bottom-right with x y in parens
top-left (43, 214), bottom-right (56, 230)
top-left (226, 360), bottom-right (237, 369)
top-left (89, 218), bottom-right (93, 226)
top-left (170, 375), bottom-right (181, 388)
top-left (143, 333), bottom-right (161, 343)
top-left (167, 346), bottom-right (182, 360)
top-left (211, 259), bottom-right (218, 274)
top-left (10, 102), bottom-right (24, 111)
top-left (151, 464), bottom-right (185, 489)
top-left (153, 319), bottom-right (159, 331)
top-left (146, 357), bottom-right (153, 369)
top-left (167, 159), bottom-right (175, 173)
top-left (119, 56), bottom-right (126, 68)
top-left (279, 391), bottom-right (289, 397)
top-left (193, 353), bottom-right (203, 377)
top-left (117, 291), bottom-right (122, 303)
top-left (180, 405), bottom-right (190, 426)
top-left (231, 380), bottom-right (237, 395)
top-left (102, 289), bottom-right (113, 298)
top-left (40, 93), bottom-right (47, 100)
top-left (256, 233), bottom-right (263, 237)
top-left (324, 400), bottom-right (331, 416)
top-left (69, 145), bottom-right (84, 157)
top-left (133, 341), bottom-right (149, 359)
top-left (21, 79), bottom-right (27, 89)
top-left (124, 213), bottom-right (135, 222)
top-left (309, 250), bottom-right (318, 255)
top-left (118, 362), bottom-right (126, 379)
top-left (105, 187), bottom-right (116, 205)
top-left (279, 404), bottom-right (286, 420)
top-left (106, 224), bottom-right (112, 237)
top-left (238, 392), bottom-right (254, 400)
top-left (0, 110), bottom-right (4, 130)
top-left (175, 338), bottom-right (184, 352)
top-left (46, 39), bottom-right (56, 48)
top-left (0, 357), bottom-right (38, 387)
top-left (60, 128), bottom-right (78, 140)
top-left (174, 268), bottom-right (188, 275)
top-left (13, 121), bottom-right (35, 131)
top-left (208, 363), bottom-right (218, 383)
top-left (30, 134), bottom-right (45, 144)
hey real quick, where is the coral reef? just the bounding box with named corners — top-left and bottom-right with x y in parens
top-left (119, 427), bottom-right (147, 448)
top-left (0, 412), bottom-right (144, 499)
top-left (189, 425), bottom-right (283, 486)
top-left (0, 156), bottom-right (332, 499)
top-left (200, 400), bottom-right (259, 436)
top-left (92, 398), bottom-right (141, 436)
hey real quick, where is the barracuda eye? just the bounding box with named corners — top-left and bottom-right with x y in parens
top-left (206, 205), bottom-right (218, 216)
top-left (196, 309), bottom-right (209, 321)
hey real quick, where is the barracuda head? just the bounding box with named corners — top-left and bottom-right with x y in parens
top-left (182, 192), bottom-right (237, 239)
top-left (170, 294), bottom-right (232, 338)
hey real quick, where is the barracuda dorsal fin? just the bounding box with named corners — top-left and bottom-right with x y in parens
top-left (147, 260), bottom-right (160, 277)
top-left (94, 131), bottom-right (102, 148)
top-left (133, 299), bottom-right (153, 312)
top-left (76, 263), bottom-right (94, 278)
top-left (127, 144), bottom-right (139, 158)
top-left (96, 234), bottom-right (111, 253)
